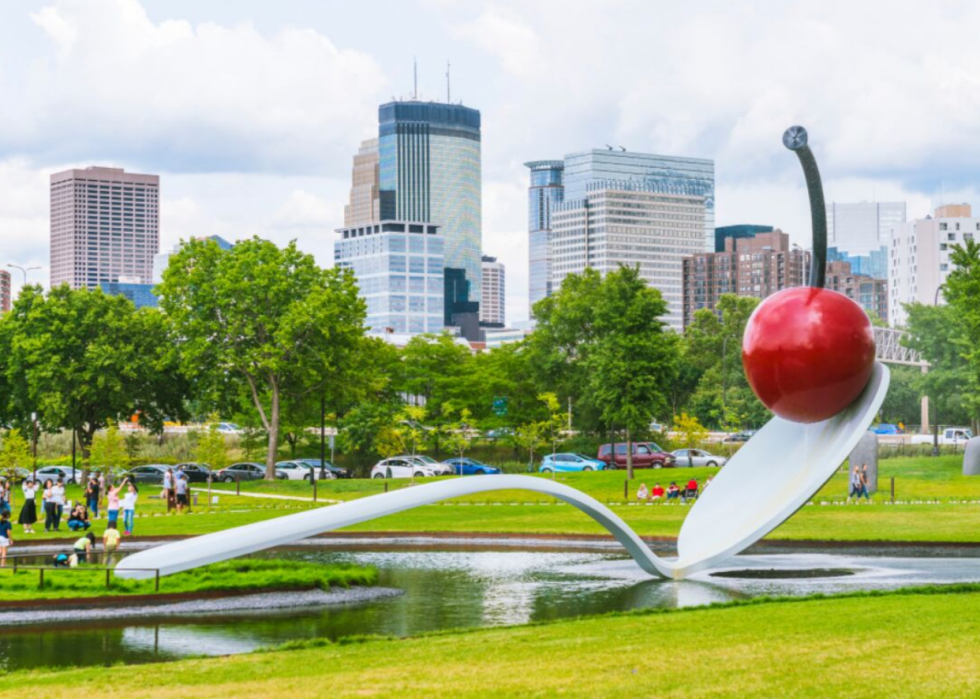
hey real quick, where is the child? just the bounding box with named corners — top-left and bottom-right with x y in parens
top-left (103, 525), bottom-right (121, 564)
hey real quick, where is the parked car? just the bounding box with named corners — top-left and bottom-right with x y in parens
top-left (371, 458), bottom-right (440, 479)
top-left (597, 443), bottom-right (676, 469)
top-left (33, 465), bottom-right (84, 484)
top-left (722, 432), bottom-right (754, 443)
top-left (911, 427), bottom-right (973, 446)
top-left (406, 455), bottom-right (454, 476)
top-left (121, 464), bottom-right (171, 484)
top-left (443, 458), bottom-right (501, 475)
top-left (276, 460), bottom-right (336, 481)
top-left (671, 449), bottom-right (727, 468)
top-left (539, 453), bottom-right (607, 473)
top-left (0, 467), bottom-right (32, 484)
top-left (216, 462), bottom-right (288, 482)
top-left (216, 422), bottom-right (244, 435)
top-left (294, 458), bottom-right (352, 479)
top-left (871, 423), bottom-right (903, 435)
top-left (173, 463), bottom-right (214, 483)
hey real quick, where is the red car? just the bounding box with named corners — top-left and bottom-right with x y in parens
top-left (597, 443), bottom-right (676, 469)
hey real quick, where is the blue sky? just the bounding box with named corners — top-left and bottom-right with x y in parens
top-left (1, 0), bottom-right (978, 321)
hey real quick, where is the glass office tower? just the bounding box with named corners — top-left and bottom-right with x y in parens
top-left (378, 102), bottom-right (482, 328)
top-left (525, 160), bottom-right (564, 317)
top-left (562, 149), bottom-right (715, 251)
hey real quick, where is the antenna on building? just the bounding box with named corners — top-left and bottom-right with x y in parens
top-left (413, 56), bottom-right (418, 100)
top-left (446, 59), bottom-right (451, 103)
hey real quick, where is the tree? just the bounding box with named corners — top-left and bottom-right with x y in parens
top-left (0, 285), bottom-right (188, 456)
top-left (0, 429), bottom-right (32, 480)
top-left (442, 407), bottom-right (475, 468)
top-left (399, 334), bottom-right (474, 418)
top-left (586, 266), bottom-right (679, 479)
top-left (158, 237), bottom-right (366, 478)
top-left (943, 239), bottom-right (980, 431)
top-left (195, 415), bottom-right (230, 473)
top-left (513, 421), bottom-right (547, 472)
top-left (538, 392), bottom-right (567, 471)
top-left (673, 413), bottom-right (708, 468)
top-left (89, 422), bottom-right (130, 476)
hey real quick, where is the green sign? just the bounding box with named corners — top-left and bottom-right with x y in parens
top-left (493, 396), bottom-right (508, 416)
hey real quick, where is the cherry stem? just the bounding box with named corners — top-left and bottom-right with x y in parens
top-left (782, 126), bottom-right (827, 289)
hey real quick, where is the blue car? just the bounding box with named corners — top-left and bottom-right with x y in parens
top-left (539, 453), bottom-right (606, 473)
top-left (443, 458), bottom-right (501, 475)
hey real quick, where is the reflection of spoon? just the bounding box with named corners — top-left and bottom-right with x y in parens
top-left (117, 364), bottom-right (887, 582)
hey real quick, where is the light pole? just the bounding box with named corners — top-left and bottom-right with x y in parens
top-left (7, 264), bottom-right (41, 288)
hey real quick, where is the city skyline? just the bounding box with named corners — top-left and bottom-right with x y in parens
top-left (1, 0), bottom-right (979, 323)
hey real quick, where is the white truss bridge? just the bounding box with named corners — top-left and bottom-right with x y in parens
top-left (875, 327), bottom-right (927, 368)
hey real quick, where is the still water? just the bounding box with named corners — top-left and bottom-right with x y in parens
top-left (3, 544), bottom-right (980, 672)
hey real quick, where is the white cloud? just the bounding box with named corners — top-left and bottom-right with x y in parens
top-left (2, 0), bottom-right (386, 175)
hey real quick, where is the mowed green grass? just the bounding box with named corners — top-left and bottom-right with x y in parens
top-left (0, 559), bottom-right (376, 602)
top-left (5, 587), bottom-right (980, 697)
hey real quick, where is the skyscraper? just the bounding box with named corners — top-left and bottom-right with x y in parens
top-left (551, 186), bottom-right (708, 331)
top-left (0, 269), bottom-right (10, 313)
top-left (50, 167), bottom-right (159, 290)
top-left (344, 138), bottom-right (380, 227)
top-left (826, 201), bottom-right (906, 256)
top-left (524, 160), bottom-right (564, 315)
top-left (480, 255), bottom-right (505, 327)
top-left (377, 101), bottom-right (482, 328)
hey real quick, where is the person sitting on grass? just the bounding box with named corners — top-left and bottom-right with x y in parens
top-left (0, 511), bottom-right (13, 568)
top-left (637, 483), bottom-right (649, 501)
top-left (650, 483), bottom-right (665, 500)
top-left (73, 532), bottom-right (96, 564)
top-left (666, 482), bottom-right (680, 500)
top-left (67, 504), bottom-right (91, 531)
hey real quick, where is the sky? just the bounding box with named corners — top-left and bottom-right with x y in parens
top-left (1, 0), bottom-right (979, 323)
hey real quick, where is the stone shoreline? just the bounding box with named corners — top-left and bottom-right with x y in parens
top-left (0, 586), bottom-right (403, 627)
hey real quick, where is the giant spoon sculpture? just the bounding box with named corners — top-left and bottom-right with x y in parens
top-left (117, 127), bottom-right (890, 582)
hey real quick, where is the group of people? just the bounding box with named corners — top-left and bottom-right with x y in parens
top-left (637, 477), bottom-right (711, 502)
top-left (0, 473), bottom-right (140, 568)
top-left (848, 463), bottom-right (873, 501)
top-left (162, 467), bottom-right (192, 513)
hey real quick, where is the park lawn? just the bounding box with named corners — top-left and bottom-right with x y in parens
top-left (0, 559), bottom-right (376, 602)
top-left (4, 586), bottom-right (980, 697)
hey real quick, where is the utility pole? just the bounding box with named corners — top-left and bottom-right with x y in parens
top-left (31, 412), bottom-right (38, 478)
top-left (567, 396), bottom-right (572, 432)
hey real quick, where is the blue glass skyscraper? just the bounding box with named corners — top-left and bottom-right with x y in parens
top-left (524, 160), bottom-right (564, 315)
top-left (378, 101), bottom-right (482, 329)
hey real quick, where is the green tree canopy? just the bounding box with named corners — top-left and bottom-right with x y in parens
top-left (942, 239), bottom-right (980, 428)
top-left (158, 237), bottom-right (366, 478)
top-left (0, 285), bottom-right (187, 455)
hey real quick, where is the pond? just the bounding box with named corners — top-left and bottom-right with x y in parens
top-left (3, 542), bottom-right (980, 672)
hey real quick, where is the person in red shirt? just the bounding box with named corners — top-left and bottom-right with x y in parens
top-left (687, 478), bottom-right (698, 491)
top-left (651, 483), bottom-right (665, 500)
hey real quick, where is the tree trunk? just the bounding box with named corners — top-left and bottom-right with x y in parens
top-left (266, 383), bottom-right (281, 479)
top-left (626, 426), bottom-right (634, 480)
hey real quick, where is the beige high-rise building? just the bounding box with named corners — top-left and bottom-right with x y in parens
top-left (344, 138), bottom-right (380, 227)
top-left (0, 269), bottom-right (11, 313)
top-left (50, 166), bottom-right (160, 290)
top-left (480, 255), bottom-right (505, 326)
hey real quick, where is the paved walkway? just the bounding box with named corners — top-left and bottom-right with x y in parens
top-left (190, 487), bottom-right (340, 504)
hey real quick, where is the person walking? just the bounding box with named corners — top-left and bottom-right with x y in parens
top-left (85, 476), bottom-right (101, 519)
top-left (175, 474), bottom-right (189, 514)
top-left (847, 465), bottom-right (862, 503)
top-left (18, 480), bottom-right (38, 534)
top-left (121, 483), bottom-right (138, 536)
top-left (859, 463), bottom-right (871, 501)
top-left (0, 511), bottom-right (13, 567)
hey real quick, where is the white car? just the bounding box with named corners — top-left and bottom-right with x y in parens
top-left (216, 422), bottom-right (244, 435)
top-left (371, 457), bottom-right (440, 479)
top-left (33, 465), bottom-right (84, 485)
top-left (672, 449), bottom-right (727, 468)
top-left (275, 460), bottom-right (336, 481)
top-left (406, 455), bottom-right (454, 476)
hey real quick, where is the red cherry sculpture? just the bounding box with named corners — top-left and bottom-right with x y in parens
top-left (742, 286), bottom-right (875, 423)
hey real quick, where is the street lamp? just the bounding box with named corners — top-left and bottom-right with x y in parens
top-left (7, 264), bottom-right (41, 287)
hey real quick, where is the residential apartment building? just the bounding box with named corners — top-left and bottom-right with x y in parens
top-left (888, 204), bottom-right (979, 327)
top-left (50, 166), bottom-right (159, 290)
top-left (681, 230), bottom-right (808, 328)
top-left (480, 255), bottom-right (505, 327)
top-left (551, 186), bottom-right (708, 331)
top-left (825, 260), bottom-right (888, 323)
top-left (0, 269), bottom-right (10, 313)
top-left (334, 220), bottom-right (445, 335)
top-left (714, 224), bottom-right (773, 253)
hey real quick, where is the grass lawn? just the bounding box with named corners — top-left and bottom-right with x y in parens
top-left (4, 586), bottom-right (980, 696)
top-left (0, 559), bottom-right (376, 602)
